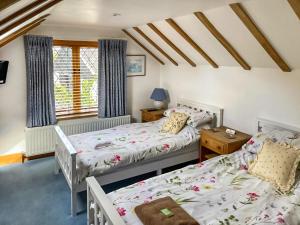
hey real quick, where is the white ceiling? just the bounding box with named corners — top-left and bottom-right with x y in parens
top-left (1, 0), bottom-right (299, 69)
top-left (124, 0), bottom-right (300, 69)
top-left (44, 0), bottom-right (250, 28)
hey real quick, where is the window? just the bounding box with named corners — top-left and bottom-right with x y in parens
top-left (53, 40), bottom-right (98, 119)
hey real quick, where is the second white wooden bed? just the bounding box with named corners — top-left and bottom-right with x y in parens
top-left (54, 98), bottom-right (223, 216)
top-left (86, 118), bottom-right (300, 225)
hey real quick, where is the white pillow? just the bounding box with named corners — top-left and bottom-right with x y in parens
top-left (163, 106), bottom-right (187, 117)
top-left (243, 129), bottom-right (297, 154)
top-left (291, 138), bottom-right (300, 150)
top-left (192, 123), bottom-right (212, 135)
top-left (163, 106), bottom-right (213, 128)
top-left (260, 125), bottom-right (297, 137)
top-left (187, 111), bottom-right (213, 128)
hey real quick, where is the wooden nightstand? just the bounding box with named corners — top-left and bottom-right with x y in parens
top-left (200, 127), bottom-right (251, 161)
top-left (141, 108), bottom-right (165, 122)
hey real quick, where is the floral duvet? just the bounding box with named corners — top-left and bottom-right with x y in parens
top-left (108, 145), bottom-right (300, 225)
top-left (68, 118), bottom-right (199, 182)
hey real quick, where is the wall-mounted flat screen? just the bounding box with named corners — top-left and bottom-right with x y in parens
top-left (0, 61), bottom-right (9, 84)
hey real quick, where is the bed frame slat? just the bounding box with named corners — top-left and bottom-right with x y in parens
top-left (87, 177), bottom-right (126, 225)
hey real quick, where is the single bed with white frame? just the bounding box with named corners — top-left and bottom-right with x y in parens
top-left (54, 98), bottom-right (224, 216)
top-left (86, 118), bottom-right (300, 225)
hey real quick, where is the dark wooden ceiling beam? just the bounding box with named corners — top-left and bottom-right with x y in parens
top-left (0, 0), bottom-right (62, 36)
top-left (133, 27), bottom-right (178, 66)
top-left (287, 0), bottom-right (300, 20)
top-left (194, 11), bottom-right (251, 70)
top-left (1, 13), bottom-right (50, 37)
top-left (230, 3), bottom-right (291, 72)
top-left (0, 0), bottom-right (21, 11)
top-left (0, 0), bottom-right (47, 26)
top-left (147, 23), bottom-right (196, 67)
top-left (165, 18), bottom-right (218, 68)
top-left (122, 29), bottom-right (165, 65)
top-left (0, 18), bottom-right (46, 48)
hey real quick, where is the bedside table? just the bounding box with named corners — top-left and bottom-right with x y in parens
top-left (141, 108), bottom-right (165, 122)
top-left (200, 127), bottom-right (251, 161)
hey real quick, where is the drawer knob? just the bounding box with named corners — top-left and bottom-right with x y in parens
top-left (205, 140), bottom-right (208, 144)
top-left (217, 146), bottom-right (221, 150)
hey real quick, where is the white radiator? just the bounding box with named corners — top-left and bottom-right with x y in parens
top-left (25, 115), bottom-right (131, 157)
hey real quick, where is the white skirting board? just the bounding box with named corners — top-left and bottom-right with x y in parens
top-left (25, 115), bottom-right (131, 157)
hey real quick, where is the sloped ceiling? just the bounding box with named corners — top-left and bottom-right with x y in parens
top-left (0, 0), bottom-right (245, 45)
top-left (44, 0), bottom-right (250, 28)
top-left (1, 0), bottom-right (300, 70)
top-left (0, 0), bottom-right (61, 41)
top-left (123, 0), bottom-right (300, 70)
top-left (1, 0), bottom-right (33, 16)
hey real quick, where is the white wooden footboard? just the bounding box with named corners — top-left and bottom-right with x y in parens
top-left (54, 125), bottom-right (78, 216)
top-left (54, 116), bottom-right (132, 217)
top-left (87, 177), bottom-right (126, 225)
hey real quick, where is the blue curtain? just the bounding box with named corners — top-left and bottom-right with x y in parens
top-left (24, 35), bottom-right (56, 128)
top-left (98, 39), bottom-right (127, 117)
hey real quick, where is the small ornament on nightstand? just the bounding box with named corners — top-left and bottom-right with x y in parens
top-left (225, 128), bottom-right (236, 139)
top-left (150, 88), bottom-right (167, 109)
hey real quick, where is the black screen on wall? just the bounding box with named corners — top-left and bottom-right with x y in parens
top-left (0, 61), bottom-right (9, 84)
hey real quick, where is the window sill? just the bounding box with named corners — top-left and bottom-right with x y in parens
top-left (56, 111), bottom-right (98, 121)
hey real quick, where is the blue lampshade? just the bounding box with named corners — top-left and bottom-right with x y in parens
top-left (150, 88), bottom-right (167, 101)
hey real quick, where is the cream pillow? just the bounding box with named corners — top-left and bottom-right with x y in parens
top-left (163, 106), bottom-right (213, 128)
top-left (248, 141), bottom-right (300, 193)
top-left (160, 112), bottom-right (189, 134)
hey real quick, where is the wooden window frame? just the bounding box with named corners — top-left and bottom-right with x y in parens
top-left (53, 40), bottom-right (98, 120)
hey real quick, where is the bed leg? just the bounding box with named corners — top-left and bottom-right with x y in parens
top-left (54, 158), bottom-right (61, 175)
top-left (157, 168), bottom-right (162, 175)
top-left (71, 189), bottom-right (78, 217)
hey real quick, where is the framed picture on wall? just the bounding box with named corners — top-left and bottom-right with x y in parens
top-left (126, 55), bottom-right (146, 77)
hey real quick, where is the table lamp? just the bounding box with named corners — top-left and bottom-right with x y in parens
top-left (150, 88), bottom-right (167, 109)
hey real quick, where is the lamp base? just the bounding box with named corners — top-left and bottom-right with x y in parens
top-left (153, 101), bottom-right (165, 109)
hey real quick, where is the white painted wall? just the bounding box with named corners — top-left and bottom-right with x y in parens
top-left (147, 0), bottom-right (300, 135)
top-left (0, 40), bottom-right (27, 155)
top-left (0, 25), bottom-right (160, 155)
top-left (126, 39), bottom-right (160, 122)
top-left (160, 65), bottom-right (300, 134)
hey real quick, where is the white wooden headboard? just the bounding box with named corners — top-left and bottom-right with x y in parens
top-left (176, 98), bottom-right (224, 127)
top-left (257, 117), bottom-right (300, 133)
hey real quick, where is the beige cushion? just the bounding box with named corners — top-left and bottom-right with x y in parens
top-left (248, 140), bottom-right (300, 193)
top-left (160, 112), bottom-right (189, 134)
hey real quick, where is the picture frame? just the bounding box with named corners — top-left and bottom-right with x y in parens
top-left (126, 55), bottom-right (146, 77)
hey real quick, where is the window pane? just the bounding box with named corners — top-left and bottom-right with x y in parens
top-left (53, 43), bottom-right (98, 117)
top-left (53, 46), bottom-right (73, 112)
top-left (80, 47), bottom-right (98, 111)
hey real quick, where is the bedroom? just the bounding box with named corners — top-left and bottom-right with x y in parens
top-left (0, 0), bottom-right (300, 224)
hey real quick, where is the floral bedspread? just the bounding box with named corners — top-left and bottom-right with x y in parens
top-left (108, 146), bottom-right (300, 225)
top-left (68, 118), bottom-right (199, 182)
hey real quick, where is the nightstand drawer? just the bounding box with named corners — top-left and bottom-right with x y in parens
top-left (142, 113), bottom-right (156, 122)
top-left (201, 136), bottom-right (224, 154)
top-left (141, 109), bottom-right (164, 122)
